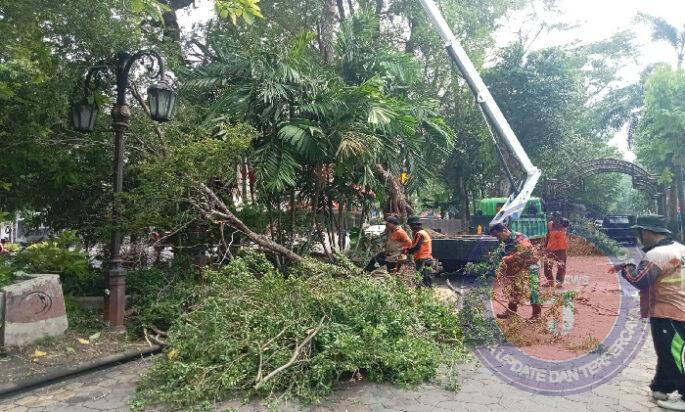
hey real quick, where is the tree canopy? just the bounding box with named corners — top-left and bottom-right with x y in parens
top-left (0, 0), bottom-right (663, 252)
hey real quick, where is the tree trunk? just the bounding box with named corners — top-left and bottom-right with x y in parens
top-left (248, 160), bottom-right (256, 204)
top-left (290, 189), bottom-right (296, 245)
top-left (318, 0), bottom-right (337, 63)
top-left (267, 201), bottom-right (276, 241)
top-left (374, 164), bottom-right (414, 217)
top-left (196, 184), bottom-right (304, 262)
top-left (336, 0), bottom-right (346, 21)
top-left (162, 10), bottom-right (182, 44)
top-left (241, 158), bottom-right (248, 205)
top-left (159, 0), bottom-right (194, 64)
top-left (458, 174), bottom-right (470, 222)
top-left (405, 17), bottom-right (418, 53)
top-left (346, 0), bottom-right (354, 16)
top-left (338, 202), bottom-right (345, 250)
top-left (676, 164), bottom-right (685, 241)
top-left (327, 198), bottom-right (336, 252)
top-left (670, 182), bottom-right (678, 232)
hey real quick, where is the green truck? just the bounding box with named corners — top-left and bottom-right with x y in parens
top-left (431, 197), bottom-right (547, 272)
top-left (471, 197), bottom-right (547, 239)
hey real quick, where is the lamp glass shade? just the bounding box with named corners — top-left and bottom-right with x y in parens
top-left (147, 83), bottom-right (177, 122)
top-left (71, 102), bottom-right (98, 132)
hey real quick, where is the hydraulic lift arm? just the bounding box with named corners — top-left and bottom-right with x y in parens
top-left (419, 0), bottom-right (542, 226)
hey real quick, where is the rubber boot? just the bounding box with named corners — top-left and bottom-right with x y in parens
top-left (529, 304), bottom-right (542, 321)
top-left (497, 303), bottom-right (518, 319)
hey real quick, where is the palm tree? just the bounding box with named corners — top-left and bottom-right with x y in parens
top-left (185, 14), bottom-right (455, 255)
top-left (637, 13), bottom-right (685, 70)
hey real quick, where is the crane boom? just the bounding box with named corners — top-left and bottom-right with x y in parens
top-left (418, 0), bottom-right (541, 226)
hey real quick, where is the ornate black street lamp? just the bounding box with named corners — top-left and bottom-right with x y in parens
top-left (72, 51), bottom-right (177, 329)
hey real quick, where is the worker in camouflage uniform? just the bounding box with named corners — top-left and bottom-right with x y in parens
top-left (489, 223), bottom-right (542, 320)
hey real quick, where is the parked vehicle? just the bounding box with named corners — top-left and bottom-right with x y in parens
top-left (600, 215), bottom-right (636, 245)
top-left (16, 228), bottom-right (53, 246)
top-left (432, 197), bottom-right (547, 272)
top-left (469, 197), bottom-right (547, 239)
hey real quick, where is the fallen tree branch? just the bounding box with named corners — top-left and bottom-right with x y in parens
top-left (144, 328), bottom-right (168, 347)
top-left (446, 279), bottom-right (465, 311)
top-left (149, 324), bottom-right (169, 337)
top-left (253, 320), bottom-right (323, 390)
top-left (255, 324), bottom-right (292, 384)
top-left (218, 223), bottom-right (236, 266)
top-left (194, 183), bottom-right (305, 262)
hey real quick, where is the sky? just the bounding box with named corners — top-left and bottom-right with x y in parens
top-left (178, 0), bottom-right (685, 160)
top-left (494, 0), bottom-right (685, 160)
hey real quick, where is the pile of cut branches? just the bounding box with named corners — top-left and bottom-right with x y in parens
top-left (568, 218), bottom-right (624, 258)
top-left (134, 252), bottom-right (466, 409)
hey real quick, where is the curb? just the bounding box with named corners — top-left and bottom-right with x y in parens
top-left (0, 345), bottom-right (162, 399)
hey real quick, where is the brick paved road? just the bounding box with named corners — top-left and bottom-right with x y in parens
top-left (1, 249), bottom-right (674, 411)
top-left (0, 338), bottom-right (676, 412)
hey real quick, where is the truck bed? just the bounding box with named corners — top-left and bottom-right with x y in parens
top-left (432, 235), bottom-right (499, 273)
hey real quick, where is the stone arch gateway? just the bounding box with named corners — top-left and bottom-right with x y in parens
top-left (543, 158), bottom-right (665, 214)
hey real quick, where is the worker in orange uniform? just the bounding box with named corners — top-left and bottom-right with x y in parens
top-left (406, 216), bottom-right (434, 287)
top-left (544, 211), bottom-right (569, 289)
top-left (364, 215), bottom-right (412, 272)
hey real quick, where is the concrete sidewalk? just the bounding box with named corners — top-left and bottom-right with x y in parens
top-left (0, 337), bottom-right (671, 412)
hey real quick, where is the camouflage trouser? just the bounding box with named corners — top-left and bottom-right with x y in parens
top-left (529, 264), bottom-right (541, 305)
top-left (508, 264), bottom-right (541, 305)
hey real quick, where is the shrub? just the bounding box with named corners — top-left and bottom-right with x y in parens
top-left (64, 295), bottom-right (108, 333)
top-left (134, 254), bottom-right (466, 408)
top-left (458, 247), bottom-right (505, 346)
top-left (126, 256), bottom-right (200, 337)
top-left (2, 242), bottom-right (20, 253)
top-left (12, 231), bottom-right (101, 295)
top-left (0, 255), bottom-right (13, 288)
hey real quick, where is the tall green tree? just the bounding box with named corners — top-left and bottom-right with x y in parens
top-left (480, 31), bottom-right (636, 214)
top-left (636, 13), bottom-right (685, 235)
top-left (636, 67), bottom-right (685, 233)
top-left (0, 0), bottom-right (168, 241)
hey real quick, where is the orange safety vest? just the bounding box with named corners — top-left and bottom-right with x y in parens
top-left (386, 227), bottom-right (412, 262)
top-left (546, 221), bottom-right (568, 251)
top-left (412, 229), bottom-right (432, 260)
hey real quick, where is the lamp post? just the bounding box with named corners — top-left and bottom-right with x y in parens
top-left (72, 50), bottom-right (177, 329)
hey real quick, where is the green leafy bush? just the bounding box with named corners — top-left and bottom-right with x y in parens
top-left (0, 255), bottom-right (13, 288)
top-left (135, 253), bottom-right (466, 408)
top-left (64, 295), bottom-right (108, 333)
top-left (126, 256), bottom-right (200, 337)
top-left (12, 231), bottom-right (101, 295)
top-left (2, 242), bottom-right (20, 253)
top-left (458, 246), bottom-right (505, 346)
